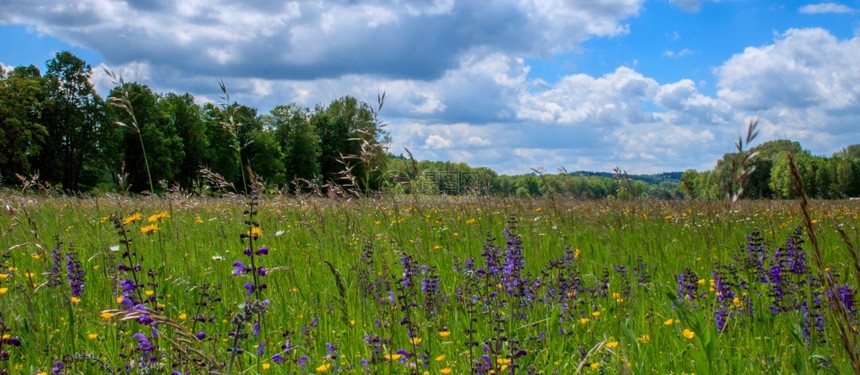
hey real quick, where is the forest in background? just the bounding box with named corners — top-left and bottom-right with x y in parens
top-left (2, 51), bottom-right (860, 199)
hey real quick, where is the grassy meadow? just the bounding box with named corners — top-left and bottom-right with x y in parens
top-left (0, 192), bottom-right (858, 374)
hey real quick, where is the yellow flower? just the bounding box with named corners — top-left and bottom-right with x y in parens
top-left (262, 363), bottom-right (271, 370)
top-left (100, 312), bottom-right (113, 320)
top-left (195, 216), bottom-right (204, 224)
top-left (574, 248), bottom-right (581, 259)
top-left (591, 311), bottom-right (601, 318)
top-left (123, 212), bottom-right (142, 225)
top-left (116, 296), bottom-right (124, 304)
top-left (580, 317), bottom-right (590, 325)
top-left (435, 355), bottom-right (446, 362)
top-left (140, 224), bottom-right (160, 234)
top-left (0, 287), bottom-right (8, 295)
top-left (466, 218), bottom-right (476, 224)
top-left (88, 333), bottom-right (98, 339)
top-left (664, 318), bottom-right (674, 326)
top-left (148, 211), bottom-right (170, 223)
top-left (440, 369), bottom-right (452, 374)
top-left (0, 273), bottom-right (9, 279)
top-left (683, 329), bottom-right (696, 339)
top-left (733, 297), bottom-right (743, 308)
top-left (145, 290), bottom-right (154, 297)
top-left (590, 362), bottom-right (599, 370)
top-left (247, 227), bottom-right (263, 237)
top-left (70, 297), bottom-right (81, 304)
top-left (384, 354), bottom-right (403, 361)
top-left (497, 358), bottom-right (511, 365)
top-left (315, 363), bottom-right (331, 372)
top-left (439, 331), bottom-right (451, 338)
top-left (606, 341), bottom-right (619, 349)
top-left (179, 313), bottom-right (187, 320)
top-left (698, 279), bottom-right (705, 285)
top-left (433, 245), bottom-right (442, 250)
top-left (32, 254), bottom-right (41, 259)
top-left (36, 372), bottom-right (47, 375)
top-left (410, 337), bottom-right (422, 345)
top-left (25, 271), bottom-right (35, 278)
top-left (639, 334), bottom-right (651, 343)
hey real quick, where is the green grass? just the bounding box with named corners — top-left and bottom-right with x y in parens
top-left (0, 193), bottom-right (858, 374)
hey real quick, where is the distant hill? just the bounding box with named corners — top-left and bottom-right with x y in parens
top-left (568, 171), bottom-right (683, 185)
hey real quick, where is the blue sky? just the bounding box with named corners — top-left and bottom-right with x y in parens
top-left (1, 0), bottom-right (859, 174)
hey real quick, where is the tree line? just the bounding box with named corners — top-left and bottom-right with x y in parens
top-left (0, 51), bottom-right (389, 194)
top-left (681, 140), bottom-right (860, 199)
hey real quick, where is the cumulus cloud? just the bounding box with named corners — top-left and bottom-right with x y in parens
top-left (716, 28), bottom-right (860, 153)
top-left (799, 3), bottom-right (854, 14)
top-left (0, 0), bottom-right (642, 81)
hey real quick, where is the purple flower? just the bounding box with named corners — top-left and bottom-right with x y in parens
top-left (258, 267), bottom-right (267, 276)
top-left (254, 321), bottom-right (260, 337)
top-left (256, 246), bottom-right (269, 255)
top-left (244, 282), bottom-right (255, 297)
top-left (272, 353), bottom-right (286, 363)
top-left (132, 332), bottom-right (154, 354)
top-left (232, 261), bottom-right (248, 275)
top-left (195, 332), bottom-right (206, 340)
top-left (257, 340), bottom-right (266, 355)
top-left (244, 247), bottom-right (252, 256)
top-left (297, 355), bottom-right (308, 370)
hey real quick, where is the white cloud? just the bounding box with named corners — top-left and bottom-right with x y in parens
top-left (716, 28), bottom-right (860, 153)
top-left (0, 0), bottom-right (643, 81)
top-left (663, 48), bottom-right (695, 58)
top-left (799, 3), bottom-right (853, 14)
top-left (424, 134), bottom-right (452, 149)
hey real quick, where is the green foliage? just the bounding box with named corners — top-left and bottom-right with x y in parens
top-left (105, 82), bottom-right (184, 193)
top-left (0, 65), bottom-right (46, 181)
top-left (160, 93), bottom-right (209, 191)
top-left (33, 51), bottom-right (105, 191)
top-left (263, 104), bottom-right (321, 189)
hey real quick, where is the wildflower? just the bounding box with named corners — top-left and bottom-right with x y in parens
top-left (100, 312), bottom-right (113, 320)
top-left (88, 333), bottom-right (97, 340)
top-left (580, 317), bottom-right (589, 325)
top-left (145, 290), bottom-right (154, 297)
top-left (591, 311), bottom-right (601, 318)
top-left (0, 273), bottom-right (8, 279)
top-left (384, 354), bottom-right (403, 361)
top-left (664, 319), bottom-right (674, 326)
top-left (246, 227), bottom-right (263, 237)
top-left (0, 287), bottom-right (7, 295)
top-left (140, 224), bottom-right (160, 234)
top-left (436, 355), bottom-right (446, 362)
top-left (123, 212), bottom-right (142, 225)
top-left (70, 297), bottom-right (80, 304)
top-left (732, 297), bottom-right (743, 308)
top-left (497, 358), bottom-right (511, 365)
top-left (262, 363), bottom-right (271, 370)
top-left (683, 329), bottom-right (696, 339)
top-left (410, 337), bottom-right (422, 345)
top-left (316, 363), bottom-right (331, 372)
top-left (606, 341), bottom-right (619, 349)
top-left (232, 261), bottom-right (248, 275)
top-left (590, 362), bottom-right (599, 369)
top-left (147, 211), bottom-right (170, 223)
top-left (440, 369), bottom-right (452, 374)
top-left (639, 334), bottom-right (651, 343)
top-left (438, 331), bottom-right (450, 338)
top-left (179, 313), bottom-right (187, 320)
top-left (195, 216), bottom-right (204, 224)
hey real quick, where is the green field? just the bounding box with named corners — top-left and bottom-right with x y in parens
top-left (0, 193), bottom-right (858, 374)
